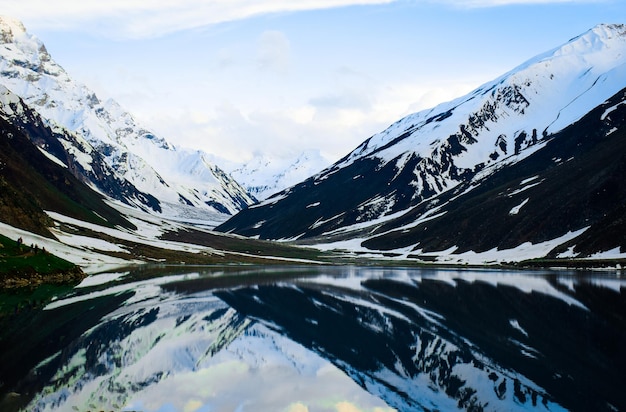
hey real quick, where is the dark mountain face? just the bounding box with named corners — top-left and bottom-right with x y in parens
top-left (217, 25), bottom-right (626, 261)
top-left (0, 87), bottom-right (161, 214)
top-left (361, 88), bottom-right (626, 256)
top-left (219, 156), bottom-right (412, 240)
top-left (0, 108), bottom-right (135, 237)
top-left (217, 88), bottom-right (626, 259)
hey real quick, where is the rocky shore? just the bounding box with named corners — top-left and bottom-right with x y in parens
top-left (0, 266), bottom-right (85, 289)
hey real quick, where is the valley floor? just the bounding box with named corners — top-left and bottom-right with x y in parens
top-left (1, 201), bottom-right (625, 293)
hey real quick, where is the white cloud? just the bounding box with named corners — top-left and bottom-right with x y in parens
top-left (309, 89), bottom-right (372, 110)
top-left (4, 0), bottom-right (608, 39)
top-left (450, 0), bottom-right (607, 6)
top-left (9, 0), bottom-right (605, 39)
top-left (286, 403), bottom-right (309, 412)
top-left (257, 30), bottom-right (291, 72)
top-left (4, 0), bottom-right (397, 39)
top-left (136, 74), bottom-right (488, 167)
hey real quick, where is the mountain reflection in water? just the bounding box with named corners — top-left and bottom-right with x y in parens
top-left (0, 266), bottom-right (624, 412)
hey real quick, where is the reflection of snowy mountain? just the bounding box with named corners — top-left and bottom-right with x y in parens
top-left (217, 268), bottom-right (626, 411)
top-left (6, 267), bottom-right (622, 411)
top-left (219, 276), bottom-right (554, 410)
top-left (18, 271), bottom-right (393, 412)
top-left (0, 16), bottom-right (253, 218)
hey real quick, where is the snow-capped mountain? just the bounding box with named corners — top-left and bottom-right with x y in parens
top-left (0, 83), bottom-right (162, 216)
top-left (0, 16), bottom-right (254, 219)
top-left (218, 24), bottom-right (626, 261)
top-left (227, 150), bottom-right (331, 200)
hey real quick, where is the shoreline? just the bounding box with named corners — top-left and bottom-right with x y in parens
top-left (0, 267), bottom-right (85, 289)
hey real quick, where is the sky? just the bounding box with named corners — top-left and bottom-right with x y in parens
top-left (3, 0), bottom-right (625, 167)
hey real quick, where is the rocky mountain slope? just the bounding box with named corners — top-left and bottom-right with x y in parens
top-left (0, 86), bottom-right (135, 238)
top-left (218, 24), bottom-right (626, 262)
top-left (0, 83), bottom-right (331, 273)
top-left (0, 16), bottom-right (254, 220)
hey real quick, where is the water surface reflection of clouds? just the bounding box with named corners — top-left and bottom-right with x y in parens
top-left (123, 325), bottom-right (394, 412)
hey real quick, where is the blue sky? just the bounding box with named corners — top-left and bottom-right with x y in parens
top-left (4, 0), bottom-right (624, 165)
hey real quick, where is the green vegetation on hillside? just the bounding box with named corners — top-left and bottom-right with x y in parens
top-left (0, 234), bottom-right (84, 288)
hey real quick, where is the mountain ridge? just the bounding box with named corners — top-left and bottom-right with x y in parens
top-left (227, 150), bottom-right (331, 200)
top-left (0, 86), bottom-right (136, 238)
top-left (217, 23), bottom-right (626, 263)
top-left (0, 16), bottom-right (254, 219)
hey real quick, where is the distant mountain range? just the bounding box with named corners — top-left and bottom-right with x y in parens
top-left (0, 16), bottom-right (253, 220)
top-left (227, 150), bottom-right (330, 200)
top-left (217, 24), bottom-right (626, 263)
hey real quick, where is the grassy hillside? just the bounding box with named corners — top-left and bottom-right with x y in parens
top-left (0, 234), bottom-right (84, 288)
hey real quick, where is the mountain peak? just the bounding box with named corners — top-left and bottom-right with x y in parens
top-left (0, 16), bottom-right (27, 43)
top-left (587, 23), bottom-right (626, 40)
top-left (0, 15), bottom-right (255, 218)
top-left (228, 149), bottom-right (331, 200)
top-left (554, 23), bottom-right (626, 58)
top-left (0, 15), bottom-right (54, 77)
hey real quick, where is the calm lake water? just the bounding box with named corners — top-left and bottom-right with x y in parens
top-left (0, 265), bottom-right (625, 412)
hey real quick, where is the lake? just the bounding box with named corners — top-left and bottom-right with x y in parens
top-left (0, 265), bottom-right (624, 412)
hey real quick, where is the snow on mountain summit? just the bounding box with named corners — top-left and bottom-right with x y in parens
top-left (347, 23), bottom-right (626, 163)
top-left (0, 16), bottom-right (254, 219)
top-left (228, 150), bottom-right (331, 200)
top-left (558, 23), bottom-right (626, 56)
top-left (218, 23), bottom-right (626, 256)
top-left (330, 22), bottom-right (626, 201)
